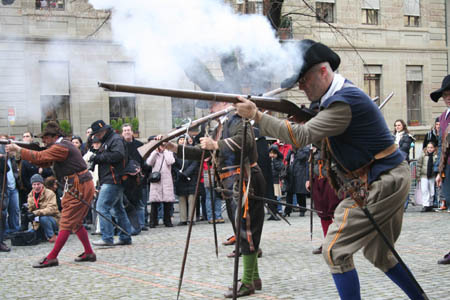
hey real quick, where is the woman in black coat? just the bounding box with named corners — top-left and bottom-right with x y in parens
top-left (284, 146), bottom-right (309, 217)
top-left (173, 136), bottom-right (200, 225)
top-left (393, 119), bottom-right (415, 162)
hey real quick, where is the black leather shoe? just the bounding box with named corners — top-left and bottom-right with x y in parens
top-left (438, 252), bottom-right (450, 264)
top-left (224, 281), bottom-right (255, 298)
top-left (228, 279), bottom-right (262, 291)
top-left (267, 215), bottom-right (280, 221)
top-left (114, 239), bottom-right (132, 246)
top-left (0, 242), bottom-right (10, 252)
top-left (164, 223), bottom-right (174, 227)
top-left (283, 212), bottom-right (290, 217)
top-left (177, 222), bottom-right (187, 226)
top-left (33, 257), bottom-right (58, 268)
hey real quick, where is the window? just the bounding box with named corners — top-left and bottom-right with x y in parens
top-left (404, 15), bottom-right (419, 27)
top-left (171, 98), bottom-right (195, 128)
top-left (361, 0), bottom-right (379, 25)
top-left (404, 0), bottom-right (420, 27)
top-left (316, 1), bottom-right (335, 23)
top-left (108, 62), bottom-right (136, 121)
top-left (36, 0), bottom-right (65, 10)
top-left (39, 61), bottom-right (70, 123)
top-left (109, 97), bottom-right (136, 121)
top-left (236, 0), bottom-right (264, 15)
top-left (406, 66), bottom-right (423, 126)
top-left (362, 9), bottom-right (378, 25)
top-left (363, 65), bottom-right (381, 106)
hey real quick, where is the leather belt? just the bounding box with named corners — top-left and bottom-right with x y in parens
top-left (219, 162), bottom-right (258, 180)
top-left (64, 169), bottom-right (90, 184)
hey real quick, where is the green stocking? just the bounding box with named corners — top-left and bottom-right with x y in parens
top-left (242, 253), bottom-right (257, 285)
top-left (253, 256), bottom-right (260, 280)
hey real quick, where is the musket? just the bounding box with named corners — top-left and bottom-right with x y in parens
top-left (0, 139), bottom-right (45, 151)
top-left (379, 92), bottom-right (394, 110)
top-left (98, 82), bottom-right (316, 123)
top-left (137, 106), bottom-right (236, 160)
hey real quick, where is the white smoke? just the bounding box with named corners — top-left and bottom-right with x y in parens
top-left (89, 0), bottom-right (302, 91)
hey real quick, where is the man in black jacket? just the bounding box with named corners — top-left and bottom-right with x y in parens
top-left (121, 123), bottom-right (146, 233)
top-left (90, 120), bottom-right (133, 247)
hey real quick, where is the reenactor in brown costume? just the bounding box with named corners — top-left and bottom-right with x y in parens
top-left (6, 121), bottom-right (96, 268)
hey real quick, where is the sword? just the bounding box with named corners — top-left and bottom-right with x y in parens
top-left (206, 161), bottom-right (219, 258)
top-left (215, 188), bottom-right (323, 215)
top-left (57, 182), bottom-right (131, 236)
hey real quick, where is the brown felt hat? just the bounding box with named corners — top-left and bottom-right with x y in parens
top-left (39, 121), bottom-right (64, 138)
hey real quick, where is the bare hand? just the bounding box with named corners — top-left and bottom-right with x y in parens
top-left (5, 143), bottom-right (20, 153)
top-left (234, 96), bottom-right (260, 121)
top-left (200, 137), bottom-right (218, 150)
top-left (38, 168), bottom-right (43, 174)
top-left (305, 180), bottom-right (310, 192)
top-left (436, 174), bottom-right (442, 187)
top-left (155, 134), bottom-right (164, 141)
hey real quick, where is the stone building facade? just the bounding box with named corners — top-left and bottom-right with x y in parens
top-left (0, 0), bottom-right (449, 153)
top-left (280, 0), bottom-right (449, 154)
top-left (0, 0), bottom-right (181, 140)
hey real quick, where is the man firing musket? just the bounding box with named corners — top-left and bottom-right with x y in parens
top-left (234, 39), bottom-right (428, 300)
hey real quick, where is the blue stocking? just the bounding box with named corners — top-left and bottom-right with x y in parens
top-left (385, 263), bottom-right (424, 300)
top-left (331, 269), bottom-right (361, 300)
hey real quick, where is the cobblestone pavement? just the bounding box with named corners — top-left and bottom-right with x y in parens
top-left (0, 203), bottom-right (448, 300)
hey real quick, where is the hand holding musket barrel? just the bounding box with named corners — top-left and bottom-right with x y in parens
top-left (0, 139), bottom-right (45, 152)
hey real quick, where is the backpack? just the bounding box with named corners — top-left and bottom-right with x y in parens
top-left (11, 230), bottom-right (40, 246)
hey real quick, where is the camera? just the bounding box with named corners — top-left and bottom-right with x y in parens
top-left (88, 154), bottom-right (97, 172)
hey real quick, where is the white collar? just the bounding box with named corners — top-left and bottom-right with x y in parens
top-left (320, 73), bottom-right (346, 104)
top-left (446, 108), bottom-right (450, 119)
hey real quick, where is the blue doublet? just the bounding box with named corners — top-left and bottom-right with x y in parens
top-left (320, 82), bottom-right (404, 183)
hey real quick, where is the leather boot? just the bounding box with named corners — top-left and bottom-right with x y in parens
top-left (224, 281), bottom-right (255, 298)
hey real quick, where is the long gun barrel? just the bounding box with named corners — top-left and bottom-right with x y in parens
top-left (0, 139), bottom-right (45, 151)
top-left (98, 81), bottom-right (316, 122)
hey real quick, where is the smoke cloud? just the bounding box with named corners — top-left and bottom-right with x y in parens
top-left (89, 0), bottom-right (302, 93)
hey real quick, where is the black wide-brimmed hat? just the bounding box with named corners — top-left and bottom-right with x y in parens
top-left (281, 40), bottom-right (341, 89)
top-left (39, 121), bottom-right (65, 138)
top-left (430, 75), bottom-right (450, 102)
top-left (90, 120), bottom-right (109, 135)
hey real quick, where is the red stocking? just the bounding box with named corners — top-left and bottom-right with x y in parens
top-left (47, 230), bottom-right (71, 260)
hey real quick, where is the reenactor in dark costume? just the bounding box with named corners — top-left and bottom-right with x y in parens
top-left (166, 101), bottom-right (265, 298)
